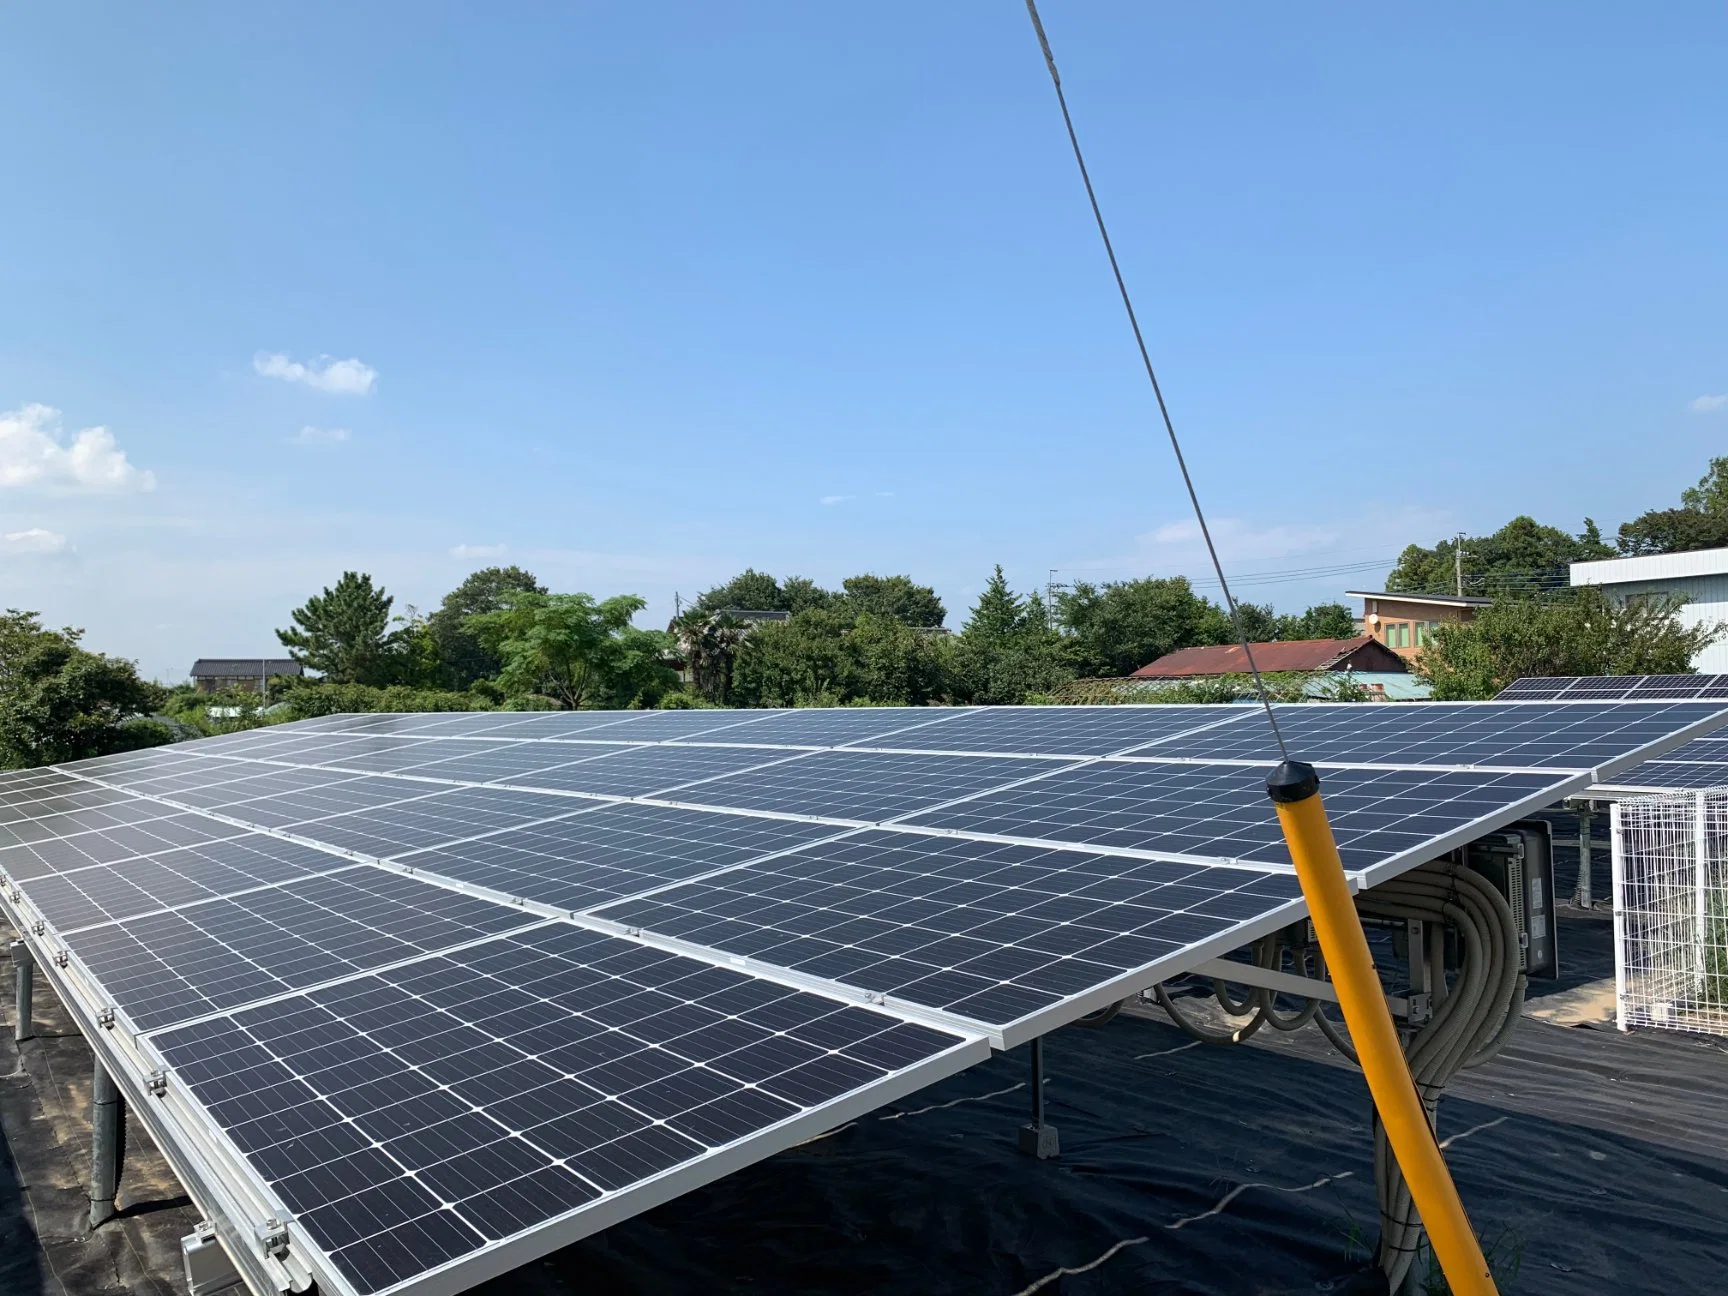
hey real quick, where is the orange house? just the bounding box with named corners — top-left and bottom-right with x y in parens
top-left (1345, 591), bottom-right (1491, 661)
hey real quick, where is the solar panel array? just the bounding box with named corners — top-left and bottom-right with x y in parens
top-left (1496, 674), bottom-right (1728, 701)
top-left (1495, 677), bottom-right (1728, 792)
top-left (5, 697), bottom-right (1725, 1296)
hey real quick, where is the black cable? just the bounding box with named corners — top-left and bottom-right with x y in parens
top-left (1022, 0), bottom-right (1289, 759)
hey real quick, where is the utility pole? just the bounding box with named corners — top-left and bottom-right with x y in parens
top-left (1454, 533), bottom-right (1466, 598)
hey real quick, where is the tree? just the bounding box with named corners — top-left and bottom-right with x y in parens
top-left (0, 611), bottom-right (168, 768)
top-left (694, 569), bottom-right (790, 614)
top-left (731, 609), bottom-right (855, 707)
top-left (837, 574), bottom-right (946, 628)
top-left (1273, 602), bottom-right (1357, 641)
top-left (427, 565), bottom-right (546, 689)
top-left (1681, 456), bottom-right (1728, 514)
top-left (1388, 517), bottom-right (1613, 597)
top-left (953, 567), bottom-right (1073, 704)
top-left (1055, 575), bottom-right (1231, 676)
top-left (469, 591), bottom-right (675, 709)
top-left (1617, 458), bottom-right (1728, 556)
top-left (1420, 588), bottom-right (1722, 700)
top-left (1616, 508), bottom-right (1728, 557)
top-left (672, 609), bottom-right (753, 705)
top-left (277, 572), bottom-right (399, 685)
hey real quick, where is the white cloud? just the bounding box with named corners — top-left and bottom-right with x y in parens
top-left (1690, 394), bottom-right (1728, 414)
top-left (253, 351), bottom-right (378, 396)
top-left (0, 404), bottom-right (156, 492)
top-left (2, 527), bottom-right (67, 554)
top-left (450, 543), bottom-right (508, 559)
top-left (290, 425), bottom-right (351, 447)
top-left (820, 494), bottom-right (850, 505)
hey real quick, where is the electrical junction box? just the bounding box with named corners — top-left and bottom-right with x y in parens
top-left (1465, 820), bottom-right (1558, 979)
top-left (182, 1222), bottom-right (243, 1296)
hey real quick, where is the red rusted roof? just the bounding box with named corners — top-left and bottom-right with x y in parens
top-left (1130, 637), bottom-right (1402, 678)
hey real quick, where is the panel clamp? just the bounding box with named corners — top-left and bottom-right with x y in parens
top-left (146, 1070), bottom-right (169, 1098)
top-left (254, 1217), bottom-right (290, 1260)
top-left (98, 1007), bottom-right (116, 1030)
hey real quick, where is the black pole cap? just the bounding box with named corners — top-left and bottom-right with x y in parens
top-left (1266, 759), bottom-right (1321, 804)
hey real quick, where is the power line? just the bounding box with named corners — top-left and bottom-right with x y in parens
top-left (1022, 0), bottom-right (1289, 760)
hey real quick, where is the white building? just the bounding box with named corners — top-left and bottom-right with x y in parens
top-left (1570, 546), bottom-right (1728, 672)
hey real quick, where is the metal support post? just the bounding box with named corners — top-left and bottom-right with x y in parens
top-left (1016, 1035), bottom-right (1060, 1159)
top-left (11, 940), bottom-right (32, 1043)
top-left (1268, 760), bottom-right (1496, 1296)
top-left (1573, 804), bottom-right (1595, 909)
top-left (90, 1057), bottom-right (123, 1228)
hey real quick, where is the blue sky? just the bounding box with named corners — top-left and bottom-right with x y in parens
top-left (3, 3), bottom-right (1725, 681)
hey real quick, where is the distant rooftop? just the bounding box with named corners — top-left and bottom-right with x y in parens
top-left (190, 658), bottom-right (303, 677)
top-left (1132, 637), bottom-right (1406, 679)
top-left (1346, 590), bottom-right (1495, 607)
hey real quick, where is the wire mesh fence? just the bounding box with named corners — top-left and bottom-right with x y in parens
top-left (1612, 788), bottom-right (1728, 1035)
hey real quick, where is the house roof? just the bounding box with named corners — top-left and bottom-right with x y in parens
top-left (1130, 637), bottom-right (1406, 678)
top-left (1571, 546), bottom-right (1728, 585)
top-left (190, 658), bottom-right (304, 676)
top-left (1346, 590), bottom-right (1494, 608)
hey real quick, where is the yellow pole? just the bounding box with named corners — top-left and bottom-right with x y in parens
top-left (1266, 761), bottom-right (1497, 1296)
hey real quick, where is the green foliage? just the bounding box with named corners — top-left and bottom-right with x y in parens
top-left (276, 571), bottom-right (399, 685)
top-left (1387, 516), bottom-right (1613, 597)
top-left (1275, 602), bottom-right (1358, 641)
top-left (1681, 456), bottom-right (1728, 515)
top-left (1616, 507), bottom-right (1728, 557)
top-left (469, 592), bottom-right (676, 710)
top-left (838, 574), bottom-right (945, 628)
top-left (159, 683), bottom-right (279, 738)
top-left (1055, 575), bottom-right (1231, 676)
top-left (952, 567), bottom-right (1074, 705)
top-left (672, 610), bottom-right (754, 706)
top-left (732, 609), bottom-right (856, 707)
top-left (428, 566), bottom-right (547, 689)
top-left (694, 568), bottom-right (789, 614)
top-left (275, 681), bottom-right (497, 719)
top-left (1040, 672), bottom-right (1365, 706)
top-left (694, 569), bottom-right (943, 627)
top-left (1420, 588), bottom-right (1722, 700)
top-left (0, 610), bottom-right (168, 768)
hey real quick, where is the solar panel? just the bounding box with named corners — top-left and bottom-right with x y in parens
top-left (395, 803), bottom-right (848, 912)
top-left (62, 864), bottom-right (544, 1032)
top-left (8, 696), bottom-right (1728, 1296)
top-left (667, 750), bottom-right (1073, 821)
top-left (1495, 674), bottom-right (1728, 702)
top-left (149, 925), bottom-right (985, 1296)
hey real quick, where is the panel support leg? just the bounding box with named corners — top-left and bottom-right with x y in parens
top-left (11, 940), bottom-right (32, 1043)
top-left (1017, 1035), bottom-right (1059, 1159)
top-left (90, 1057), bottom-right (123, 1228)
top-left (1573, 804), bottom-right (1594, 909)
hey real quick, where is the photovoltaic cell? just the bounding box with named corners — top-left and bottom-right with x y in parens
top-left (670, 750), bottom-right (1071, 822)
top-left (1496, 674), bottom-right (1728, 702)
top-left (149, 924), bottom-right (980, 1295)
top-left (395, 803), bottom-right (850, 911)
top-left (396, 741), bottom-right (635, 783)
top-left (284, 786), bottom-right (585, 859)
top-left (64, 867), bottom-right (542, 1031)
top-left (13, 834), bottom-right (352, 932)
top-left (691, 707), bottom-right (975, 749)
top-left (856, 703), bottom-right (1242, 756)
top-left (595, 830), bottom-right (1306, 1029)
top-left (504, 744), bottom-right (806, 798)
top-left (902, 759), bottom-right (1560, 872)
top-left (1143, 701), bottom-right (1728, 771)
top-left (0, 813), bottom-right (247, 880)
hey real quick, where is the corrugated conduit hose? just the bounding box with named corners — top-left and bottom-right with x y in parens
top-left (1152, 859), bottom-right (1524, 1292)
